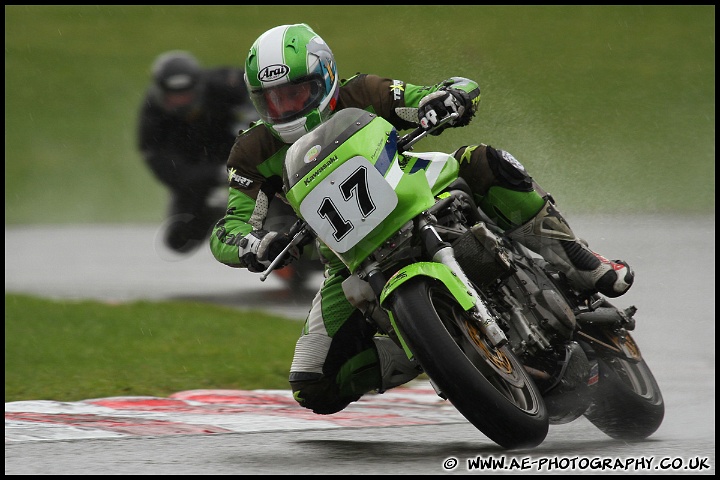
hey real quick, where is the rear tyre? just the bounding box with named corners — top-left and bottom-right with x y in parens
top-left (583, 338), bottom-right (664, 440)
top-left (389, 277), bottom-right (548, 449)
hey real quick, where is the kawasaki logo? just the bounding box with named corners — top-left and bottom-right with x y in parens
top-left (258, 64), bottom-right (290, 82)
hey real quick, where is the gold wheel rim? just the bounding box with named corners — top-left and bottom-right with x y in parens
top-left (607, 331), bottom-right (642, 361)
top-left (464, 318), bottom-right (513, 374)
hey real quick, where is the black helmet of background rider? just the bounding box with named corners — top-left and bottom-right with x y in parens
top-left (149, 50), bottom-right (204, 116)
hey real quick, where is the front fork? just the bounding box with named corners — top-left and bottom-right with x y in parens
top-left (371, 214), bottom-right (507, 348)
top-left (417, 218), bottom-right (508, 347)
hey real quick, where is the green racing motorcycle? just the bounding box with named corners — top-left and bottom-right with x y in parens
top-left (261, 107), bottom-right (664, 450)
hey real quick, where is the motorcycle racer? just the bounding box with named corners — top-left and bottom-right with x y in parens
top-left (210, 23), bottom-right (634, 414)
top-left (139, 50), bottom-right (257, 254)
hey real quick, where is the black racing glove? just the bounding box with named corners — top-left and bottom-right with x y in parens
top-left (238, 230), bottom-right (301, 273)
top-left (418, 88), bottom-right (475, 136)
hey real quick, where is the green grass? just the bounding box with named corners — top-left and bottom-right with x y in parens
top-left (5, 5), bottom-right (715, 225)
top-left (5, 294), bottom-right (302, 402)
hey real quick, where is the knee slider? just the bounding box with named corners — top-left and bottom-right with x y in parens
top-left (289, 372), bottom-right (359, 415)
top-left (485, 146), bottom-right (534, 191)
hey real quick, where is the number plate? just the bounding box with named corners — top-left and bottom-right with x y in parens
top-left (299, 156), bottom-right (398, 253)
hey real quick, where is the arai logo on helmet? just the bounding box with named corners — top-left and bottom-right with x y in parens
top-left (304, 145), bottom-right (322, 164)
top-left (258, 64), bottom-right (290, 82)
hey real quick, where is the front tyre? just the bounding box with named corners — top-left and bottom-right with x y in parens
top-left (389, 277), bottom-right (548, 449)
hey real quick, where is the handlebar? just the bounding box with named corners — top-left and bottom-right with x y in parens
top-left (259, 219), bottom-right (313, 282)
top-left (396, 112), bottom-right (459, 153)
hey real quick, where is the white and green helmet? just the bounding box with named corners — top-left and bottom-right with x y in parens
top-left (244, 23), bottom-right (339, 143)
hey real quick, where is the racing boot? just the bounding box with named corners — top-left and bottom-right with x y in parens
top-left (507, 199), bottom-right (634, 298)
top-left (373, 336), bottom-right (421, 393)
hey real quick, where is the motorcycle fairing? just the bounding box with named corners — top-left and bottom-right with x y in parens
top-left (284, 108), bottom-right (460, 271)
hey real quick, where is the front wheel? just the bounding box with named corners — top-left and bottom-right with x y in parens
top-left (389, 277), bottom-right (548, 449)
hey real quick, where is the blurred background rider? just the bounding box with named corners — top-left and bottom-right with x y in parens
top-left (138, 50), bottom-right (258, 254)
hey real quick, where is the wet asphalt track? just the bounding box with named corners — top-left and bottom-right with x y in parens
top-left (4, 214), bottom-right (716, 474)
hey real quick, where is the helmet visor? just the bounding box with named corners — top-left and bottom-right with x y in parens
top-left (250, 76), bottom-right (324, 124)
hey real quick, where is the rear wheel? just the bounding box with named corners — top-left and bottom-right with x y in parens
top-left (583, 332), bottom-right (664, 440)
top-left (389, 277), bottom-right (548, 449)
